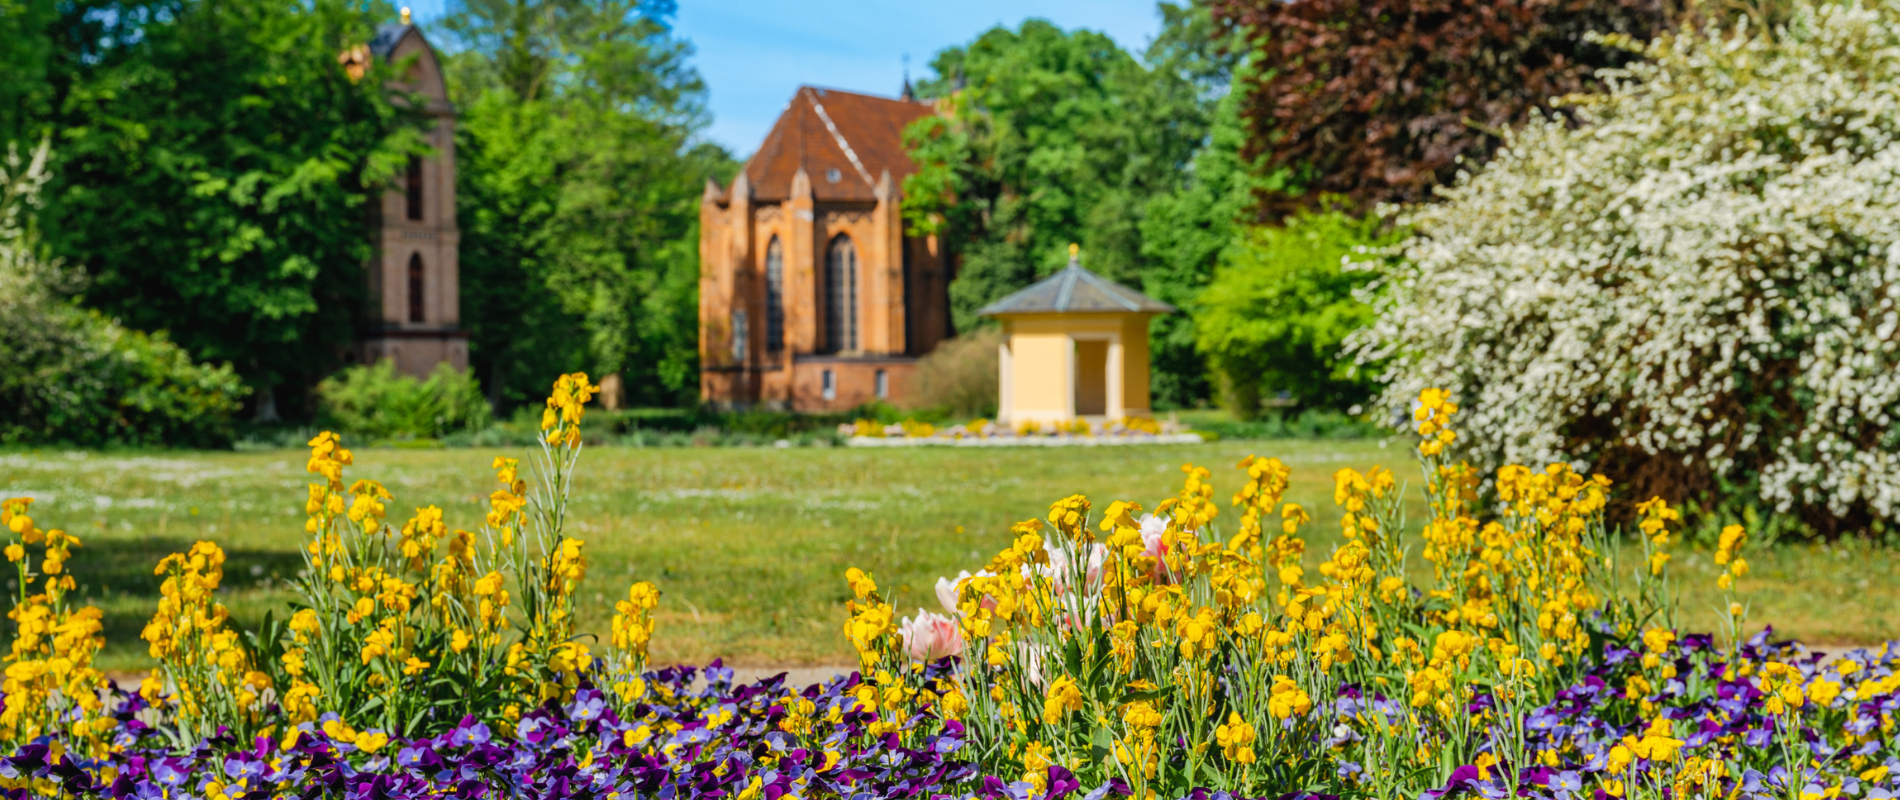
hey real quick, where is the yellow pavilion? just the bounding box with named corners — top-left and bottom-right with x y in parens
top-left (979, 246), bottom-right (1174, 427)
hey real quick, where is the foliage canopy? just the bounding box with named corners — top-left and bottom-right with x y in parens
top-left (1136, 1), bottom-right (1259, 409)
top-left (444, 0), bottom-right (736, 411)
top-left (902, 14), bottom-right (1223, 406)
top-left (31, 0), bottom-right (427, 414)
top-left (1210, 0), bottom-right (1672, 220)
top-left (0, 140), bottom-right (246, 448)
top-left (904, 20), bottom-right (1205, 331)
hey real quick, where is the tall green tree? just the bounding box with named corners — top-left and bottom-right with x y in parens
top-left (0, 0), bottom-right (57, 143)
top-left (1135, 0), bottom-right (1253, 409)
top-left (1136, 91), bottom-right (1250, 409)
top-left (444, 0), bottom-right (735, 410)
top-left (903, 19), bottom-right (1208, 337)
top-left (0, 139), bottom-right (249, 447)
top-left (32, 0), bottom-right (426, 417)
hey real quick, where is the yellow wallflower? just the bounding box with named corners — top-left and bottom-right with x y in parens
top-left (1042, 676), bottom-right (1083, 725)
top-left (1267, 675), bottom-right (1312, 720)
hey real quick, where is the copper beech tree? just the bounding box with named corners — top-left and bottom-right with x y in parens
top-left (1210, 0), bottom-right (1672, 220)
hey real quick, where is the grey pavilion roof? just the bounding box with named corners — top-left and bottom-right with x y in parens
top-left (369, 24), bottom-right (414, 58)
top-left (976, 256), bottom-right (1175, 317)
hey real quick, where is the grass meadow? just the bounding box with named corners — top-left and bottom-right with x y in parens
top-left (1, 438), bottom-right (1896, 673)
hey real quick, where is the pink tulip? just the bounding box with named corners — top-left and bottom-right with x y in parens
top-left (1139, 513), bottom-right (1168, 558)
top-left (1140, 513), bottom-right (1179, 582)
top-left (935, 571), bottom-right (971, 616)
top-left (900, 609), bottom-right (964, 663)
top-left (1084, 543), bottom-right (1107, 589)
top-left (937, 570), bottom-right (997, 617)
top-left (1020, 641), bottom-right (1050, 688)
top-left (1031, 541), bottom-right (1110, 596)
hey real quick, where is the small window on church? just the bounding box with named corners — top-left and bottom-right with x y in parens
top-left (408, 253), bottom-right (425, 323)
top-left (731, 310), bottom-right (748, 363)
top-left (822, 369), bottom-right (836, 401)
top-left (825, 168), bottom-right (841, 184)
top-left (875, 370), bottom-right (888, 399)
top-left (765, 238), bottom-right (784, 352)
top-left (406, 157), bottom-right (424, 221)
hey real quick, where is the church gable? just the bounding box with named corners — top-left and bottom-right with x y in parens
top-left (370, 23), bottom-right (451, 110)
top-left (740, 87), bottom-right (934, 203)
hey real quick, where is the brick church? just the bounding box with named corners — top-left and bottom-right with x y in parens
top-left (355, 13), bottom-right (466, 378)
top-left (698, 86), bottom-right (952, 410)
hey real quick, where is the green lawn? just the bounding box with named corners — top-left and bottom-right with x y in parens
top-left (2, 438), bottom-right (1895, 673)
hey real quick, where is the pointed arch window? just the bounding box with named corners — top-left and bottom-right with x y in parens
top-left (765, 237), bottom-right (785, 353)
top-left (407, 253), bottom-right (426, 323)
top-left (406, 156), bottom-right (424, 221)
top-left (824, 235), bottom-right (858, 353)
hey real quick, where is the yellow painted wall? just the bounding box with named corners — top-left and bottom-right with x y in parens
top-left (1008, 328), bottom-right (1072, 417)
top-left (1120, 315), bottom-right (1153, 415)
top-left (1000, 312), bottom-right (1162, 422)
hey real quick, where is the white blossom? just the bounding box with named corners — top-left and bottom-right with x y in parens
top-left (1351, 1), bottom-right (1900, 521)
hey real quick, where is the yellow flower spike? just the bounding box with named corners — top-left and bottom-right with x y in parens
top-left (1647, 552), bottom-right (1671, 575)
top-left (1280, 503), bottom-right (1310, 535)
top-left (1099, 500), bottom-right (1141, 532)
top-left (1046, 494), bottom-right (1091, 538)
top-left (1041, 676), bottom-right (1082, 725)
top-left (845, 568), bottom-right (878, 600)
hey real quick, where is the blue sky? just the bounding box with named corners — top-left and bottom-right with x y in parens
top-left (403, 1), bottom-right (1167, 158)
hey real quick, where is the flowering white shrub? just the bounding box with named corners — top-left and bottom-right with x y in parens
top-left (1351, 1), bottom-right (1900, 526)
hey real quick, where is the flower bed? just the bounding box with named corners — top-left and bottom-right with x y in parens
top-left (842, 417), bottom-right (1202, 446)
top-left (9, 663), bottom-right (981, 799)
top-left (1, 383), bottom-right (1897, 799)
top-left (838, 390), bottom-right (1900, 800)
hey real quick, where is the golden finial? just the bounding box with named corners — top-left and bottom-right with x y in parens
top-left (401, 6), bottom-right (412, 25)
top-left (1068, 243), bottom-right (1079, 260)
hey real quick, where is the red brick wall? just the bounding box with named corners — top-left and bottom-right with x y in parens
top-left (789, 359), bottom-right (915, 411)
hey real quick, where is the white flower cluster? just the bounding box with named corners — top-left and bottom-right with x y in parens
top-left (1351, 1), bottom-right (1900, 520)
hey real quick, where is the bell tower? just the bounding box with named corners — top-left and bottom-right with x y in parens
top-left (358, 9), bottom-right (466, 377)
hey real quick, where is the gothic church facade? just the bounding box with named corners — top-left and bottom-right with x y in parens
top-left (699, 87), bottom-right (952, 410)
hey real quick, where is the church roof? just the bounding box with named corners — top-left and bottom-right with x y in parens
top-left (368, 24), bottom-right (414, 58)
top-left (977, 254), bottom-right (1175, 317)
top-left (732, 87), bottom-right (936, 203)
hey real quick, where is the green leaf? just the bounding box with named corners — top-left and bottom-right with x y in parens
top-left (1119, 688), bottom-right (1166, 705)
top-left (1089, 725), bottom-right (1113, 763)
